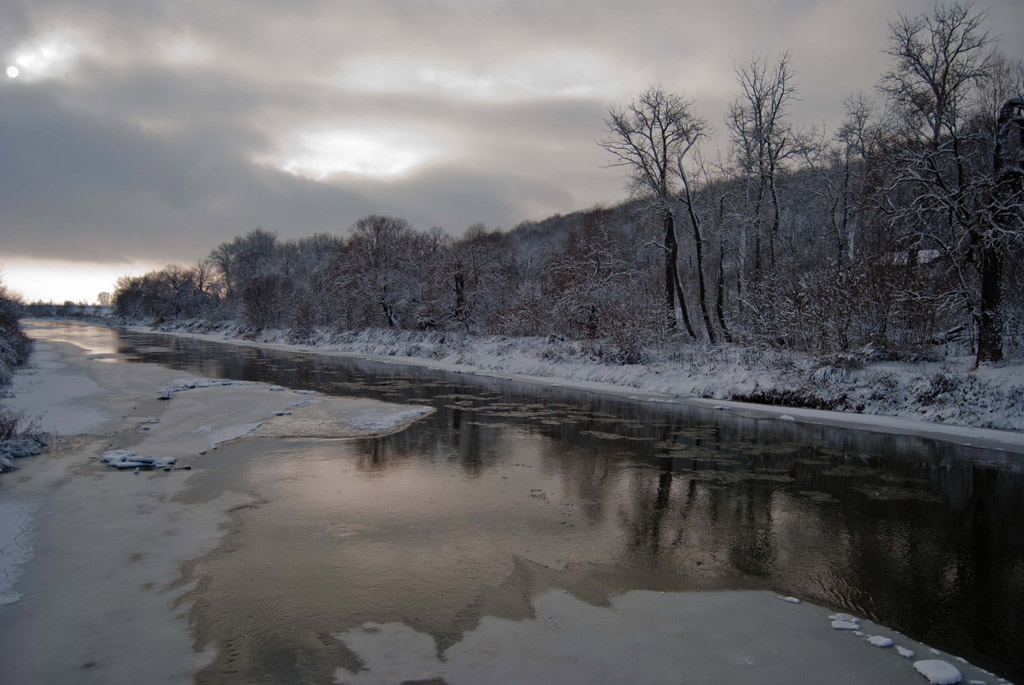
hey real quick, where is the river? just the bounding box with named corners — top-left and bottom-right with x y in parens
top-left (28, 323), bottom-right (1024, 682)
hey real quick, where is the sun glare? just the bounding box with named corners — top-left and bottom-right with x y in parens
top-left (2, 260), bottom-right (158, 304)
top-left (272, 128), bottom-right (440, 180)
top-left (9, 35), bottom-right (80, 81)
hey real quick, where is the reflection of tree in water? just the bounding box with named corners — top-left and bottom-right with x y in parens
top-left (116, 329), bottom-right (1024, 679)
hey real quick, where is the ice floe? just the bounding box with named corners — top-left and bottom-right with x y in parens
top-left (914, 659), bottom-right (963, 684)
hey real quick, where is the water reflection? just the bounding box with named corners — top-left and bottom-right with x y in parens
top-left (25, 323), bottom-right (1024, 682)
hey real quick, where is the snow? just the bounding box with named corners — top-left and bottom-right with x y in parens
top-left (0, 325), bottom-right (435, 683)
top-left (831, 619), bottom-right (860, 630)
top-left (899, 646), bottom-right (918, 658)
top-left (344, 406), bottom-right (432, 431)
top-left (915, 659), bottom-right (963, 684)
top-left (99, 450), bottom-right (177, 470)
top-left (868, 635), bottom-right (894, 647)
top-left (334, 590), bottom-right (999, 685)
top-left (128, 323), bottom-right (1024, 453)
top-left (779, 596), bottom-right (801, 603)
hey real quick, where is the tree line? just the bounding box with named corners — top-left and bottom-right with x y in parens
top-left (115, 2), bottom-right (1024, 365)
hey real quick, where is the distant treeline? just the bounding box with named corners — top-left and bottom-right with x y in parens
top-left (114, 3), bottom-right (1024, 365)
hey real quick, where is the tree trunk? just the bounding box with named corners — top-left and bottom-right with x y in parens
top-left (716, 242), bottom-right (733, 343)
top-left (683, 192), bottom-right (717, 343)
top-left (978, 97), bottom-right (1024, 364)
top-left (664, 215), bottom-right (677, 331)
top-left (976, 243), bottom-right (1002, 364)
top-left (665, 211), bottom-right (696, 338)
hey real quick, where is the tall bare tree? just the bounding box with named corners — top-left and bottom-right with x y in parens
top-left (601, 85), bottom-right (704, 338)
top-left (727, 54), bottom-right (797, 282)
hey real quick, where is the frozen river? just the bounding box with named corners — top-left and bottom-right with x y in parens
top-left (20, 323), bottom-right (1024, 683)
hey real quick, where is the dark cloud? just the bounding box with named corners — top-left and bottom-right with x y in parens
top-left (2, 0), bottom-right (1023, 267)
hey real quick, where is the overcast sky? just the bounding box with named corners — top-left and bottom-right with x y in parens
top-left (2, 0), bottom-right (1023, 301)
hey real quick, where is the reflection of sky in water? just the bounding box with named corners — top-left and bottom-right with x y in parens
top-left (39, 323), bottom-right (1024, 683)
top-left (23, 320), bottom-right (121, 357)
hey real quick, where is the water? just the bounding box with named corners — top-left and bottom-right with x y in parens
top-left (31, 323), bottom-right (1024, 682)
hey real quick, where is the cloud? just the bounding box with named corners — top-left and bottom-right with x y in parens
top-left (2, 0), bottom-right (1022, 273)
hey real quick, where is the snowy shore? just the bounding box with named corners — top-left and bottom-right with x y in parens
top-left (0, 331), bottom-right (432, 684)
top-left (130, 321), bottom-right (1024, 453)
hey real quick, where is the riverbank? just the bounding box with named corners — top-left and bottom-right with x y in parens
top-left (0, 327), bottom-right (432, 684)
top-left (128, 320), bottom-right (1024, 454)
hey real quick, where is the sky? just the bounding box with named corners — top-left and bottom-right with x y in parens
top-left (2, 0), bottom-right (1023, 303)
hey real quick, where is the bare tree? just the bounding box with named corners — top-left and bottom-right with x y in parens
top-left (880, 2), bottom-right (1023, 363)
top-left (330, 215), bottom-right (425, 329)
top-left (677, 151), bottom-right (719, 343)
top-left (727, 54), bottom-right (798, 281)
top-left (601, 85), bottom-right (703, 338)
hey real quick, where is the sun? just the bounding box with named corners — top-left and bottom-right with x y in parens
top-left (5, 66), bottom-right (19, 78)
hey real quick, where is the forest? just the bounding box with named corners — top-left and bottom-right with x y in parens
top-left (112, 3), bottom-right (1024, 368)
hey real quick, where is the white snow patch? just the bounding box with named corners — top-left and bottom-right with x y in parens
top-left (914, 659), bottom-right (963, 684)
top-left (831, 620), bottom-right (859, 630)
top-left (868, 635), bottom-right (894, 647)
top-left (779, 414), bottom-right (796, 421)
top-left (829, 613), bottom-right (859, 622)
top-left (898, 646), bottom-right (917, 658)
top-left (334, 590), bottom-right (994, 685)
top-left (344, 406), bottom-right (432, 432)
top-left (778, 596), bottom-right (801, 604)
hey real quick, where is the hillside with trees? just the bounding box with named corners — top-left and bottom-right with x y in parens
top-left (112, 4), bottom-right (1023, 390)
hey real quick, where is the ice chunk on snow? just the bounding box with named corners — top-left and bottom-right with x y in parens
top-left (100, 449), bottom-right (137, 463)
top-left (897, 646), bottom-right (916, 658)
top-left (99, 450), bottom-right (177, 470)
top-left (914, 660), bottom-right (962, 684)
top-left (829, 613), bottom-right (858, 622)
top-left (778, 596), bottom-right (800, 604)
top-left (345, 407), bottom-right (432, 431)
top-left (868, 635), bottom-right (894, 647)
top-left (831, 620), bottom-right (859, 630)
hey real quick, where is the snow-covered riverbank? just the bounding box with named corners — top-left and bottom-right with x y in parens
top-left (129, 321), bottom-right (1024, 453)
